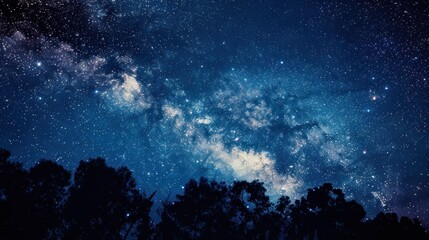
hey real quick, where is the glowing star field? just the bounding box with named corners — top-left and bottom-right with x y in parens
top-left (1, 0), bottom-right (428, 224)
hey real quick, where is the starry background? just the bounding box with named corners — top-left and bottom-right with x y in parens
top-left (1, 0), bottom-right (428, 224)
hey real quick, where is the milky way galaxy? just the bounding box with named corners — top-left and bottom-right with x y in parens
top-left (1, 0), bottom-right (428, 224)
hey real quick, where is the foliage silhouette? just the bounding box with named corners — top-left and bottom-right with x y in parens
top-left (0, 148), bottom-right (428, 240)
top-left (0, 148), bottom-right (30, 239)
top-left (0, 149), bottom-right (153, 239)
top-left (0, 149), bottom-right (71, 239)
top-left (28, 160), bottom-right (71, 239)
top-left (287, 183), bottom-right (366, 240)
top-left (364, 212), bottom-right (428, 240)
top-left (157, 178), bottom-right (275, 239)
top-left (63, 158), bottom-right (153, 240)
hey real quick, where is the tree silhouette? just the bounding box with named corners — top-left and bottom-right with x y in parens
top-left (364, 212), bottom-right (428, 240)
top-left (157, 178), bottom-right (232, 239)
top-left (0, 148), bottom-right (30, 239)
top-left (0, 148), bottom-right (428, 240)
top-left (62, 158), bottom-right (153, 240)
top-left (0, 149), bottom-right (71, 239)
top-left (287, 183), bottom-right (366, 240)
top-left (157, 178), bottom-right (277, 240)
top-left (270, 196), bottom-right (292, 238)
top-left (229, 180), bottom-right (275, 239)
top-left (27, 160), bottom-right (71, 239)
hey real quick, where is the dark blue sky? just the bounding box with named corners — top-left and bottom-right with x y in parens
top-left (1, 0), bottom-right (428, 224)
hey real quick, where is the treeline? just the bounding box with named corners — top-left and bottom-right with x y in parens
top-left (0, 148), bottom-right (428, 240)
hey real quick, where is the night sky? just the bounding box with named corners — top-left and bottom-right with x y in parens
top-left (1, 0), bottom-right (428, 224)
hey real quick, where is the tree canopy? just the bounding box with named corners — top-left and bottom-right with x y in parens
top-left (0, 148), bottom-right (428, 239)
